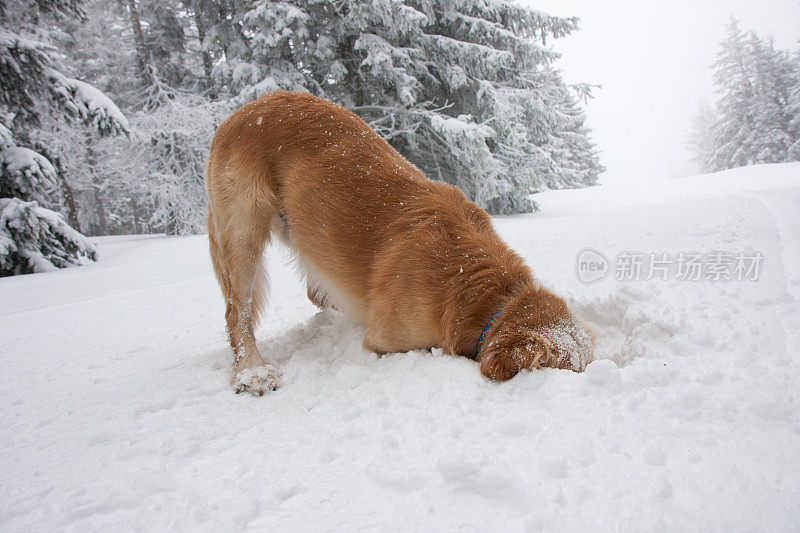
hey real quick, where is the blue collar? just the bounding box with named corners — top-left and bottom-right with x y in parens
top-left (475, 309), bottom-right (502, 358)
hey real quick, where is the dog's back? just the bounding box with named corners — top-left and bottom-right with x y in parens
top-left (208, 91), bottom-right (517, 316)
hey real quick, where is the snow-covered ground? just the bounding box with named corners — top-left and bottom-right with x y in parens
top-left (2, 163), bottom-right (799, 531)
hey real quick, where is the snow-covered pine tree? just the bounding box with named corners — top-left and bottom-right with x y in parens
top-left (0, 197), bottom-right (97, 276)
top-left (789, 49), bottom-right (800, 160)
top-left (689, 102), bottom-right (720, 173)
top-left (744, 33), bottom-right (799, 164)
top-left (706, 20), bottom-right (758, 170)
top-left (183, 0), bottom-right (256, 97)
top-left (324, 0), bottom-right (603, 213)
top-left (0, 0), bottom-right (127, 275)
top-left (529, 67), bottom-right (604, 191)
top-left (225, 0), bottom-right (322, 100)
top-left (694, 19), bottom-right (800, 172)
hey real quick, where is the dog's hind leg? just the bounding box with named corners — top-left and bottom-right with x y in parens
top-left (213, 203), bottom-right (281, 395)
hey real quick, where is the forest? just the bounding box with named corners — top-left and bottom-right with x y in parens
top-left (1, 0), bottom-right (604, 276)
top-left (2, 2), bottom-right (798, 277)
top-left (690, 18), bottom-right (800, 172)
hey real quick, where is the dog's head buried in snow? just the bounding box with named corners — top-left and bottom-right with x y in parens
top-left (477, 285), bottom-right (594, 381)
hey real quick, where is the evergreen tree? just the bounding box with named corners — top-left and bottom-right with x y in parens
top-left (0, 0), bottom-right (127, 274)
top-left (788, 49), bottom-right (800, 160)
top-left (0, 197), bottom-right (97, 276)
top-left (693, 18), bottom-right (800, 172)
top-left (689, 101), bottom-right (720, 173)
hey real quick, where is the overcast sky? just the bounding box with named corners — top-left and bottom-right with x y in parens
top-left (527, 0), bottom-right (800, 184)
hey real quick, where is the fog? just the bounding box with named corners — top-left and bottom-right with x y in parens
top-left (530, 0), bottom-right (800, 184)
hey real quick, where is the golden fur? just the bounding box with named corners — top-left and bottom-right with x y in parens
top-left (206, 91), bottom-right (593, 395)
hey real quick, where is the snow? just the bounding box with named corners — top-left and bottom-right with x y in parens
top-left (430, 113), bottom-right (493, 142)
top-left (0, 29), bottom-right (57, 61)
top-left (69, 78), bottom-right (129, 132)
top-left (45, 68), bottom-right (129, 135)
top-left (1, 146), bottom-right (57, 183)
top-left (0, 121), bottom-right (12, 149)
top-left (2, 163), bottom-right (800, 530)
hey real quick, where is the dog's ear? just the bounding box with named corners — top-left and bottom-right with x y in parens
top-left (479, 334), bottom-right (552, 381)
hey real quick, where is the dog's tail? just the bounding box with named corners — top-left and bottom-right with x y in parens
top-left (207, 203), bottom-right (269, 327)
top-left (207, 207), bottom-right (229, 303)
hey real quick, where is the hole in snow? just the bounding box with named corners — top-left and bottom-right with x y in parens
top-left (569, 285), bottom-right (685, 367)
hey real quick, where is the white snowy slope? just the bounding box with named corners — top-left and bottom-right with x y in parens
top-left (1, 163), bottom-right (799, 532)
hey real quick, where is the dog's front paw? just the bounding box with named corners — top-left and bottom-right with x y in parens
top-left (233, 365), bottom-right (282, 396)
top-left (479, 351), bottom-right (520, 382)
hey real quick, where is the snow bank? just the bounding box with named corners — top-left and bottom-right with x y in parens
top-left (0, 164), bottom-right (798, 530)
top-left (0, 145), bottom-right (58, 197)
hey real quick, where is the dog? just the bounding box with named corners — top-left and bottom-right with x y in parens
top-left (206, 91), bottom-right (593, 395)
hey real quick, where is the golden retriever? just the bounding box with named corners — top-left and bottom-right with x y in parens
top-left (206, 91), bottom-right (592, 395)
